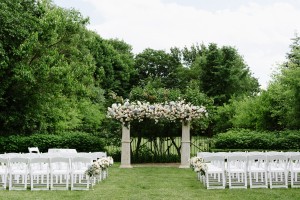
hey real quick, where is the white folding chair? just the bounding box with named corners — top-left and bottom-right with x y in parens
top-left (227, 155), bottom-right (247, 189)
top-left (29, 157), bottom-right (50, 190)
top-left (290, 154), bottom-right (300, 188)
top-left (247, 154), bottom-right (268, 188)
top-left (28, 147), bottom-right (40, 154)
top-left (8, 157), bottom-right (29, 190)
top-left (49, 157), bottom-right (70, 190)
top-left (0, 157), bottom-right (8, 190)
top-left (203, 155), bottom-right (226, 189)
top-left (267, 154), bottom-right (288, 189)
top-left (70, 157), bottom-right (92, 190)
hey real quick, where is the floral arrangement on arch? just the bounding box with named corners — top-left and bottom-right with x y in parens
top-left (107, 100), bottom-right (208, 126)
top-left (85, 156), bottom-right (114, 177)
top-left (189, 156), bottom-right (207, 175)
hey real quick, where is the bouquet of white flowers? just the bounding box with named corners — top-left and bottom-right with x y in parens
top-left (85, 157), bottom-right (114, 177)
top-left (85, 161), bottom-right (101, 177)
top-left (189, 156), bottom-right (207, 175)
top-left (97, 156), bottom-right (114, 170)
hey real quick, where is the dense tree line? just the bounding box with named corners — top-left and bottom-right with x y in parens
top-left (218, 35), bottom-right (300, 131)
top-left (1, 0), bottom-right (299, 141)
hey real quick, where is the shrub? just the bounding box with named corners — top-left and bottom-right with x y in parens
top-left (213, 129), bottom-right (300, 151)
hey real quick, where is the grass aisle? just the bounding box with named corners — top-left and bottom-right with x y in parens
top-left (1, 163), bottom-right (300, 200)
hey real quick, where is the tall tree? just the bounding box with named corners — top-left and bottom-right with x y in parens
top-left (134, 48), bottom-right (182, 88)
top-left (216, 35), bottom-right (300, 132)
top-left (0, 0), bottom-right (105, 134)
top-left (184, 43), bottom-right (259, 105)
top-left (277, 34), bottom-right (300, 129)
top-left (89, 35), bottom-right (135, 99)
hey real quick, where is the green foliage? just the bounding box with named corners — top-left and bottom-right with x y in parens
top-left (0, 132), bottom-right (105, 153)
top-left (132, 148), bottom-right (179, 163)
top-left (225, 34), bottom-right (300, 132)
top-left (0, 0), bottom-right (106, 134)
top-left (3, 0), bottom-right (299, 140)
top-left (90, 35), bottom-right (135, 98)
top-left (129, 83), bottom-right (182, 103)
top-left (214, 129), bottom-right (300, 150)
top-left (133, 48), bottom-right (182, 89)
top-left (105, 148), bottom-right (121, 162)
top-left (181, 43), bottom-right (260, 106)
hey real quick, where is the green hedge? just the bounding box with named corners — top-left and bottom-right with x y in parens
top-left (0, 132), bottom-right (105, 153)
top-left (214, 129), bottom-right (300, 150)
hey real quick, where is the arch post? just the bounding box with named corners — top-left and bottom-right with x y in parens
top-left (179, 121), bottom-right (190, 168)
top-left (120, 124), bottom-right (132, 168)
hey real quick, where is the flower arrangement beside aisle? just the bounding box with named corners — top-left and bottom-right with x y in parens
top-left (98, 156), bottom-right (114, 170)
top-left (85, 161), bottom-right (101, 177)
top-left (85, 156), bottom-right (114, 177)
top-left (189, 156), bottom-right (207, 175)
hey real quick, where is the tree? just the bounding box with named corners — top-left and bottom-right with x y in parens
top-left (275, 34), bottom-right (300, 129)
top-left (216, 34), bottom-right (300, 132)
top-left (0, 0), bottom-right (105, 134)
top-left (134, 48), bottom-right (182, 88)
top-left (89, 35), bottom-right (135, 99)
top-left (191, 44), bottom-right (259, 105)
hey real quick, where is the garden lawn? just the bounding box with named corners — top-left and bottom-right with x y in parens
top-left (1, 163), bottom-right (300, 200)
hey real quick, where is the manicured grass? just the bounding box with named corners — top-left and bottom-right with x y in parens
top-left (1, 163), bottom-right (300, 200)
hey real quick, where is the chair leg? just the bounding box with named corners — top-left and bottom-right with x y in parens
top-left (249, 172), bottom-right (253, 188)
top-left (222, 172), bottom-right (226, 188)
top-left (206, 174), bottom-right (209, 188)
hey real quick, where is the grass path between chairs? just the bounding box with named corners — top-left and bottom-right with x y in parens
top-left (1, 163), bottom-right (300, 200)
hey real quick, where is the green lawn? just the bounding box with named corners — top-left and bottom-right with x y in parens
top-left (1, 163), bottom-right (300, 200)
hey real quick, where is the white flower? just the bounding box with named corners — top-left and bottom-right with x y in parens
top-left (107, 100), bottom-right (208, 124)
top-left (189, 156), bottom-right (207, 175)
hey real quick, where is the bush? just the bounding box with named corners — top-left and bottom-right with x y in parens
top-left (131, 146), bottom-right (180, 163)
top-left (213, 129), bottom-right (300, 151)
top-left (0, 132), bottom-right (105, 153)
top-left (106, 149), bottom-right (121, 162)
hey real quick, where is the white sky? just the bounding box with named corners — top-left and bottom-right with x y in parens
top-left (53, 0), bottom-right (300, 89)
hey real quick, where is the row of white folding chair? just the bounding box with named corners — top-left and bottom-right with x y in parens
top-left (0, 151), bottom-right (108, 181)
top-left (43, 152), bottom-right (108, 180)
top-left (0, 151), bottom-right (107, 161)
top-left (0, 156), bottom-right (93, 190)
top-left (51, 154), bottom-right (108, 188)
top-left (199, 152), bottom-right (300, 189)
top-left (198, 151), bottom-right (300, 159)
top-left (201, 154), bottom-right (263, 189)
top-left (248, 153), bottom-right (298, 189)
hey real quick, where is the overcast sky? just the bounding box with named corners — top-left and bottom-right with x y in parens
top-left (53, 0), bottom-right (300, 89)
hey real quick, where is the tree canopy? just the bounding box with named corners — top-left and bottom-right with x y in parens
top-left (3, 0), bottom-right (299, 137)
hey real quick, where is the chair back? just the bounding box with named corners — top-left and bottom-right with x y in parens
top-left (9, 157), bottom-right (29, 173)
top-left (50, 157), bottom-right (70, 171)
top-left (290, 154), bottom-right (300, 170)
top-left (0, 157), bottom-right (8, 173)
top-left (267, 154), bottom-right (288, 169)
top-left (29, 157), bottom-right (50, 172)
top-left (227, 155), bottom-right (247, 171)
top-left (247, 154), bottom-right (267, 170)
top-left (203, 155), bottom-right (225, 169)
top-left (28, 147), bottom-right (40, 154)
top-left (71, 157), bottom-right (92, 171)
